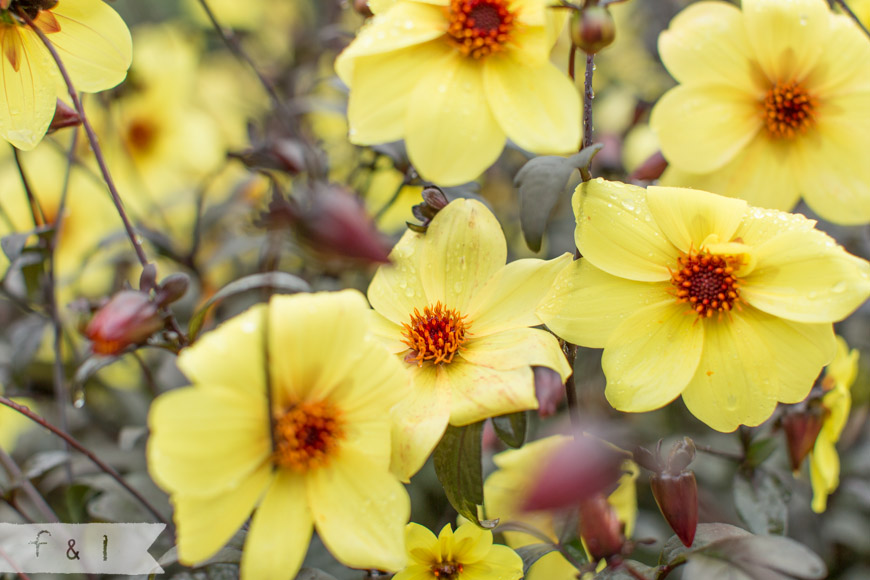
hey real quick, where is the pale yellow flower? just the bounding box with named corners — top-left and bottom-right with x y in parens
top-left (335, 0), bottom-right (580, 186)
top-left (367, 199), bottom-right (572, 480)
top-left (148, 291), bottom-right (410, 580)
top-left (538, 179), bottom-right (870, 432)
top-left (652, 0), bottom-right (870, 224)
top-left (809, 336), bottom-right (858, 513)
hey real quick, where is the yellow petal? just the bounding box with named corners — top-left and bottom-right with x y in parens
top-left (147, 385), bottom-right (270, 497)
top-left (741, 229), bottom-right (870, 323)
top-left (335, 334), bottom-right (410, 420)
top-left (240, 471), bottom-right (313, 580)
top-left (462, 545), bottom-right (523, 580)
top-left (483, 57), bottom-right (580, 154)
top-left (452, 522), bottom-right (492, 563)
top-left (658, 1), bottom-right (762, 91)
top-left (50, 0), bottom-right (132, 92)
top-left (659, 135), bottom-right (802, 213)
top-left (506, 24), bottom-right (549, 66)
top-left (603, 300), bottom-right (704, 413)
top-left (538, 260), bottom-right (669, 348)
top-left (680, 311), bottom-right (779, 432)
top-left (335, 1), bottom-right (447, 84)
top-left (651, 84), bottom-right (761, 174)
top-left (443, 360), bottom-right (537, 425)
top-left (405, 522), bottom-right (439, 565)
top-left (809, 439), bottom-right (839, 513)
top-left (732, 203), bottom-right (818, 247)
top-left (346, 40), bottom-right (450, 144)
top-left (367, 310), bottom-right (408, 354)
top-left (178, 304), bottom-right (267, 395)
top-left (0, 26), bottom-right (56, 150)
top-left (174, 464), bottom-right (272, 565)
top-left (509, 0), bottom-right (546, 26)
top-left (391, 365), bottom-right (451, 481)
top-left (742, 0), bottom-right (829, 82)
top-left (308, 454), bottom-right (409, 572)
top-left (420, 199), bottom-right (508, 312)
top-left (467, 253), bottom-right (572, 336)
top-left (368, 229), bottom-right (429, 324)
top-left (459, 328), bottom-right (571, 380)
top-left (268, 290), bottom-right (371, 404)
top-left (803, 14), bottom-right (870, 96)
top-left (645, 186), bottom-right (747, 253)
top-left (575, 179), bottom-right (679, 282)
top-left (393, 566), bottom-right (435, 580)
top-left (405, 54), bottom-right (506, 186)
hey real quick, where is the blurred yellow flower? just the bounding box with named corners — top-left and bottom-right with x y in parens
top-left (394, 522), bottom-right (523, 580)
top-left (148, 291), bottom-right (410, 580)
top-left (0, 0), bottom-right (131, 150)
top-left (484, 435), bottom-right (637, 578)
top-left (368, 199), bottom-right (571, 480)
top-left (810, 336), bottom-right (858, 513)
top-left (652, 0), bottom-right (870, 224)
top-left (335, 0), bottom-right (580, 186)
top-left (538, 179), bottom-right (870, 432)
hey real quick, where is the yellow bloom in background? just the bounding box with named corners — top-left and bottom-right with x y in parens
top-left (335, 0), bottom-right (580, 186)
top-left (538, 179), bottom-right (870, 432)
top-left (368, 199), bottom-right (572, 481)
top-left (0, 0), bottom-right (131, 150)
top-left (148, 291), bottom-right (410, 580)
top-left (484, 435), bottom-right (638, 579)
top-left (810, 336), bottom-right (859, 513)
top-left (393, 522), bottom-right (523, 580)
top-left (652, 0), bottom-right (870, 225)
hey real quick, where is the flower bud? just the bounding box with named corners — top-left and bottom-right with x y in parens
top-left (579, 493), bottom-right (625, 561)
top-left (47, 100), bottom-right (82, 134)
top-left (410, 186), bottom-right (449, 231)
top-left (650, 470), bottom-right (698, 547)
top-left (353, 0), bottom-right (373, 18)
top-left (782, 405), bottom-right (825, 472)
top-left (570, 6), bottom-right (616, 55)
top-left (306, 186), bottom-right (391, 263)
top-left (155, 273), bottom-right (190, 307)
top-left (85, 291), bottom-right (164, 355)
top-left (533, 366), bottom-right (564, 417)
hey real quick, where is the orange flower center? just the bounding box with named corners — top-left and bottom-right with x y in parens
top-left (431, 562), bottom-right (464, 579)
top-left (447, 0), bottom-right (515, 59)
top-left (762, 81), bottom-right (816, 140)
top-left (670, 251), bottom-right (743, 318)
top-left (401, 302), bottom-right (469, 366)
top-left (273, 401), bottom-right (344, 473)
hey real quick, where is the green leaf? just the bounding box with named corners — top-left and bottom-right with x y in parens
top-left (1, 232), bottom-right (31, 262)
top-left (188, 272), bottom-right (310, 341)
top-left (491, 411), bottom-right (526, 449)
top-left (514, 543), bottom-right (557, 575)
top-left (433, 422), bottom-right (492, 527)
top-left (74, 355), bottom-right (122, 390)
top-left (596, 561), bottom-right (658, 579)
top-left (744, 436), bottom-right (778, 468)
top-left (733, 469), bottom-right (789, 535)
top-left (22, 450), bottom-right (69, 479)
top-left (686, 534), bottom-right (827, 579)
top-left (661, 522), bottom-right (750, 565)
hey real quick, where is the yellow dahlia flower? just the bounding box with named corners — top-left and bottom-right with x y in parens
top-left (0, 0), bottom-right (131, 150)
top-left (367, 199), bottom-right (572, 480)
top-left (809, 335), bottom-right (858, 513)
top-left (652, 0), bottom-right (870, 225)
top-left (393, 522), bottom-right (523, 580)
top-left (537, 179), bottom-right (870, 432)
top-left (148, 291), bottom-right (410, 580)
top-left (335, 0), bottom-right (580, 186)
top-left (484, 435), bottom-right (637, 579)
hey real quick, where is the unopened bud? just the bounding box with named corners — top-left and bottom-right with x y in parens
top-left (353, 0), bottom-right (373, 17)
top-left (570, 6), bottom-right (616, 54)
top-left (85, 291), bottom-right (164, 355)
top-left (307, 187), bottom-right (391, 263)
top-left (155, 273), bottom-right (190, 307)
top-left (579, 493), bottom-right (625, 561)
top-left (782, 405), bottom-right (826, 472)
top-left (47, 100), bottom-right (81, 134)
top-left (650, 470), bottom-right (698, 547)
top-left (629, 151), bottom-right (667, 182)
top-left (410, 186), bottom-right (449, 231)
top-left (533, 366), bottom-right (564, 417)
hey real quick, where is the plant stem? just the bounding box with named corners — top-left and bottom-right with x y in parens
top-left (583, 52), bottom-right (595, 150)
top-left (0, 445), bottom-right (58, 523)
top-left (832, 0), bottom-right (870, 40)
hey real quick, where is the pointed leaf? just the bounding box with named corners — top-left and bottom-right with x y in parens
top-left (733, 469), bottom-right (788, 536)
top-left (433, 422), bottom-right (493, 527)
top-left (491, 411), bottom-right (527, 449)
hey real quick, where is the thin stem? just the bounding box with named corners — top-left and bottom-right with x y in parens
top-left (374, 168), bottom-right (413, 221)
top-left (12, 147), bottom-right (46, 227)
top-left (0, 446), bottom-right (58, 523)
top-left (568, 43), bottom-right (577, 82)
top-left (21, 10), bottom-right (150, 269)
top-left (582, 52), bottom-right (595, 150)
top-left (833, 0), bottom-right (870, 40)
top-left (563, 342), bottom-right (581, 431)
top-left (0, 396), bottom-right (174, 533)
top-left (0, 545), bottom-right (33, 580)
top-left (695, 443), bottom-right (744, 462)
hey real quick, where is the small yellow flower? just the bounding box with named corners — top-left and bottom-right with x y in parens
top-left (368, 199), bottom-right (571, 480)
top-left (484, 435), bottom-right (638, 579)
top-left (651, 0), bottom-right (870, 225)
top-left (0, 0), bottom-right (132, 150)
top-left (394, 522), bottom-right (523, 580)
top-left (335, 0), bottom-right (580, 186)
top-left (809, 336), bottom-right (858, 513)
top-left (148, 290), bottom-right (410, 580)
top-left (538, 179), bottom-right (870, 432)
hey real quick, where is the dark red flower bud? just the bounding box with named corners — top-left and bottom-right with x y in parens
top-left (782, 405), bottom-right (825, 472)
top-left (47, 100), bottom-right (81, 134)
top-left (85, 291), bottom-right (164, 355)
top-left (305, 187), bottom-right (391, 263)
top-left (533, 366), bottom-right (564, 417)
top-left (410, 186), bottom-right (450, 231)
top-left (155, 273), bottom-right (190, 307)
top-left (650, 470), bottom-right (698, 547)
top-left (353, 0), bottom-right (373, 17)
top-left (570, 6), bottom-right (616, 55)
top-left (579, 493), bottom-right (626, 561)
top-left (629, 151), bottom-right (667, 182)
